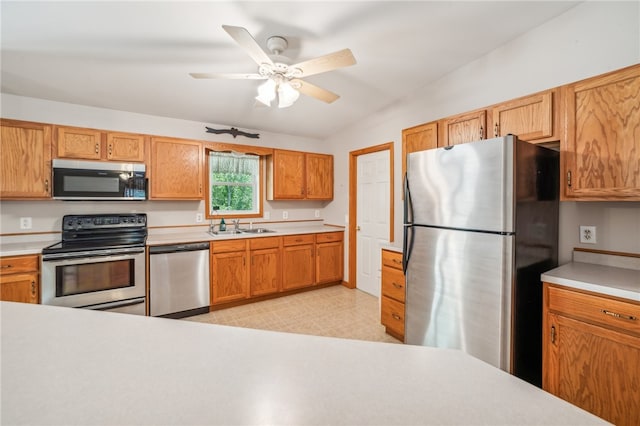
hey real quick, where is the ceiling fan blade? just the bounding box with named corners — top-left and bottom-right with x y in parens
top-left (291, 49), bottom-right (356, 77)
top-left (292, 79), bottom-right (340, 103)
top-left (222, 25), bottom-right (274, 66)
top-left (190, 72), bottom-right (265, 80)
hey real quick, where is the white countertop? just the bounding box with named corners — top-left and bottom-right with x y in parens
top-left (0, 225), bottom-right (344, 255)
top-left (147, 224), bottom-right (343, 246)
top-left (541, 261), bottom-right (640, 301)
top-left (1, 302), bottom-right (605, 425)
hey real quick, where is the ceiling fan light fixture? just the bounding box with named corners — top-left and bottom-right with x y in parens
top-left (277, 82), bottom-right (300, 108)
top-left (255, 79), bottom-right (277, 106)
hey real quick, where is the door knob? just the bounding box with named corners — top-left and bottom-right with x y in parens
top-left (356, 226), bottom-right (361, 231)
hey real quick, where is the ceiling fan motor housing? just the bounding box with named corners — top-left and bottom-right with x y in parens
top-left (266, 36), bottom-right (288, 55)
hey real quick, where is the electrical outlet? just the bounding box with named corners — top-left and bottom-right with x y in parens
top-left (282, 211), bottom-right (289, 219)
top-left (19, 217), bottom-right (32, 230)
top-left (195, 213), bottom-right (203, 223)
top-left (314, 210), bottom-right (320, 218)
top-left (579, 225), bottom-right (597, 244)
top-left (264, 211), bottom-right (270, 220)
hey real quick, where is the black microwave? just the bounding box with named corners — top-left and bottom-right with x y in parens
top-left (52, 159), bottom-right (147, 200)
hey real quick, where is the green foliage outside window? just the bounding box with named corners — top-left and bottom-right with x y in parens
top-left (209, 152), bottom-right (259, 215)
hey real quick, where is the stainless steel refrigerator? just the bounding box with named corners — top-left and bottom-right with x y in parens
top-left (403, 135), bottom-right (559, 387)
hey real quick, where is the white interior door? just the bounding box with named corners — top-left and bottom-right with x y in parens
top-left (356, 150), bottom-right (390, 297)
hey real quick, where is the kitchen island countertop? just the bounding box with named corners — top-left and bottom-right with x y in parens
top-left (1, 301), bottom-right (606, 425)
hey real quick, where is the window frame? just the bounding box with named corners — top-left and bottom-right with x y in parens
top-left (205, 148), bottom-right (264, 220)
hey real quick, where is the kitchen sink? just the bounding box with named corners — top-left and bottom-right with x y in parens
top-left (239, 228), bottom-right (275, 234)
top-left (208, 229), bottom-right (245, 236)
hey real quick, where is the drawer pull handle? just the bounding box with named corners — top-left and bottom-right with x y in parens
top-left (601, 309), bottom-right (637, 321)
top-left (1, 264), bottom-right (12, 269)
top-left (392, 259), bottom-right (401, 264)
top-left (392, 282), bottom-right (403, 289)
top-left (391, 313), bottom-right (402, 321)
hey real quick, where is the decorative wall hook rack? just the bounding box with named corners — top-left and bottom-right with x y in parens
top-left (205, 126), bottom-right (260, 139)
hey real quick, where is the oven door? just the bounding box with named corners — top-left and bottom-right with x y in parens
top-left (41, 250), bottom-right (146, 310)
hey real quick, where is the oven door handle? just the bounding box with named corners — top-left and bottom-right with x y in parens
top-left (42, 249), bottom-right (145, 263)
top-left (85, 297), bottom-right (145, 311)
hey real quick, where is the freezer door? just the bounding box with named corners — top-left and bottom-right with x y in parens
top-left (405, 226), bottom-right (514, 372)
top-left (407, 136), bottom-right (514, 233)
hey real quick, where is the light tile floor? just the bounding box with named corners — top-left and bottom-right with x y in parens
top-left (183, 285), bottom-right (401, 344)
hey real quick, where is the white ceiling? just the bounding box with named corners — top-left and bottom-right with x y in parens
top-left (0, 1), bottom-right (580, 140)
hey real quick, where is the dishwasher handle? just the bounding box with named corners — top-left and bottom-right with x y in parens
top-left (149, 242), bottom-right (210, 254)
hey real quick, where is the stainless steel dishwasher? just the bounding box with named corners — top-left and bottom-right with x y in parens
top-left (149, 242), bottom-right (210, 318)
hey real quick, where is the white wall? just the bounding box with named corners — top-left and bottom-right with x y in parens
top-left (323, 1), bottom-right (640, 272)
top-left (0, 94), bottom-right (328, 235)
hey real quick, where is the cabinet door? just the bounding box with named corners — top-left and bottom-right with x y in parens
top-left (402, 121), bottom-right (438, 180)
top-left (107, 132), bottom-right (145, 162)
top-left (0, 120), bottom-right (52, 198)
top-left (150, 137), bottom-right (203, 199)
top-left (56, 126), bottom-right (102, 159)
top-left (282, 244), bottom-right (315, 290)
top-left (492, 90), bottom-right (557, 142)
top-left (0, 273), bottom-right (39, 304)
top-left (250, 247), bottom-right (281, 296)
top-left (562, 64), bottom-right (640, 200)
top-left (316, 241), bottom-right (343, 284)
top-left (544, 313), bottom-right (640, 426)
top-left (211, 251), bottom-right (248, 304)
top-left (440, 109), bottom-right (486, 146)
top-left (381, 295), bottom-right (405, 339)
top-left (306, 153), bottom-right (333, 200)
top-left (269, 149), bottom-right (305, 199)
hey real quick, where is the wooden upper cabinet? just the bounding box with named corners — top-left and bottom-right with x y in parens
top-left (306, 153), bottom-right (333, 200)
top-left (402, 121), bottom-right (438, 179)
top-left (0, 119), bottom-right (52, 199)
top-left (56, 126), bottom-right (102, 159)
top-left (150, 137), bottom-right (203, 199)
top-left (106, 132), bottom-right (146, 162)
top-left (267, 149), bottom-right (334, 200)
top-left (440, 109), bottom-right (486, 147)
top-left (561, 64), bottom-right (640, 200)
top-left (269, 149), bottom-right (305, 199)
top-left (491, 89), bottom-right (559, 143)
top-left (56, 126), bottom-right (146, 162)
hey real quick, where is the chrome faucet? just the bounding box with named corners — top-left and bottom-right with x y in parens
top-left (232, 219), bottom-right (240, 231)
top-left (209, 219), bottom-right (216, 233)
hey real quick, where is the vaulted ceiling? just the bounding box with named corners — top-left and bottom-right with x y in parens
top-left (0, 1), bottom-right (579, 139)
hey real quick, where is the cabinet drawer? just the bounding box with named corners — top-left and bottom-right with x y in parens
top-left (546, 284), bottom-right (640, 336)
top-left (211, 239), bottom-right (247, 254)
top-left (250, 236), bottom-right (281, 250)
top-left (381, 295), bottom-right (405, 336)
top-left (382, 249), bottom-right (403, 270)
top-left (315, 231), bottom-right (343, 243)
top-left (0, 255), bottom-right (39, 275)
top-left (283, 234), bottom-right (315, 246)
top-left (382, 266), bottom-right (406, 302)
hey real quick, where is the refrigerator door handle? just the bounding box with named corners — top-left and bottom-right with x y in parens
top-left (403, 173), bottom-right (414, 274)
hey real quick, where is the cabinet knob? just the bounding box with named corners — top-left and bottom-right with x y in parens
top-left (44, 179), bottom-right (49, 193)
top-left (108, 144), bottom-right (113, 156)
top-left (1, 264), bottom-right (12, 269)
top-left (31, 280), bottom-right (36, 296)
top-left (494, 123), bottom-right (499, 137)
top-left (95, 143), bottom-right (99, 154)
top-left (392, 282), bottom-right (403, 289)
top-left (479, 125), bottom-right (484, 140)
top-left (392, 313), bottom-right (402, 321)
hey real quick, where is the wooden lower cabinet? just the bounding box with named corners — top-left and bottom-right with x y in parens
top-left (282, 234), bottom-right (315, 290)
top-left (249, 237), bottom-right (281, 297)
top-left (211, 240), bottom-right (249, 304)
top-left (0, 255), bottom-right (40, 304)
top-left (543, 283), bottom-right (640, 425)
top-left (315, 232), bottom-right (344, 284)
top-left (380, 249), bottom-right (405, 341)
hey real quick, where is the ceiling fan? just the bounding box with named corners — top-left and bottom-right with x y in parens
top-left (190, 25), bottom-right (356, 108)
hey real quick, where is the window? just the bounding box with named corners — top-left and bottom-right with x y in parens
top-left (207, 151), bottom-right (262, 218)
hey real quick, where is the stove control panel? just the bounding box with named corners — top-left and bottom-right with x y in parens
top-left (62, 214), bottom-right (147, 231)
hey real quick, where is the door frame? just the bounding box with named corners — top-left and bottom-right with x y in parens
top-left (348, 142), bottom-right (394, 289)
